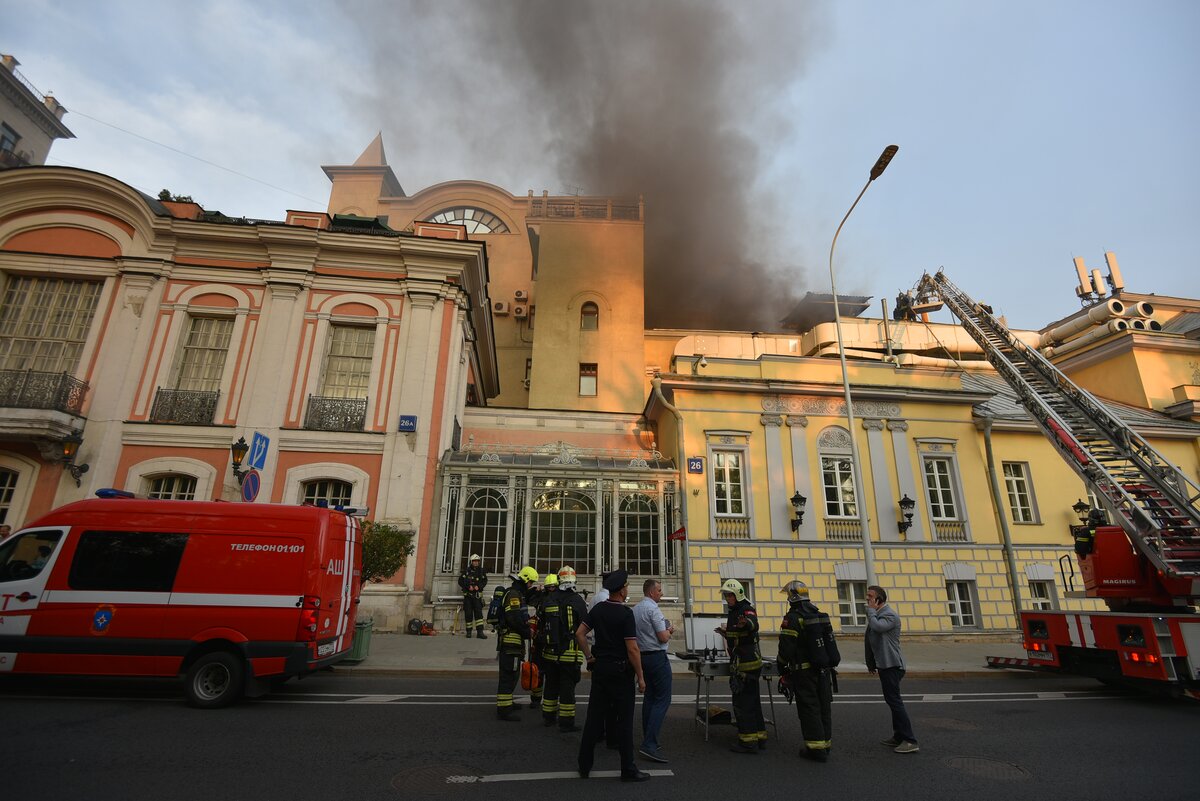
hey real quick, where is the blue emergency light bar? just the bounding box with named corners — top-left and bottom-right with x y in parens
top-left (95, 488), bottom-right (137, 499)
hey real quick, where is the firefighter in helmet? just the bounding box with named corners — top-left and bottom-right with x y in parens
top-left (458, 553), bottom-right (488, 639)
top-left (716, 578), bottom-right (766, 752)
top-left (526, 572), bottom-right (558, 710)
top-left (778, 580), bottom-right (835, 762)
top-left (540, 565), bottom-right (588, 731)
top-left (496, 565), bottom-right (540, 721)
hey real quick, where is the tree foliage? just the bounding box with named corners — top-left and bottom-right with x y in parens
top-left (360, 520), bottom-right (415, 585)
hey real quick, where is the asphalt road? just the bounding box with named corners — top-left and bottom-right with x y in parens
top-left (3, 669), bottom-right (1198, 801)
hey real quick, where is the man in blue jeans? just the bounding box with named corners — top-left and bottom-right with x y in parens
top-left (633, 578), bottom-right (674, 763)
top-left (865, 585), bottom-right (919, 754)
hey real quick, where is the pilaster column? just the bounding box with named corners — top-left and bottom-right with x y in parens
top-left (888, 419), bottom-right (924, 541)
top-left (786, 414), bottom-right (815, 540)
top-left (864, 418), bottom-right (897, 542)
top-left (760, 413), bottom-right (789, 539)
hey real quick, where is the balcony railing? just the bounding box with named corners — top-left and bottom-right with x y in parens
top-left (304, 395), bottom-right (367, 432)
top-left (824, 518), bottom-right (865, 542)
top-left (0, 369), bottom-right (88, 415)
top-left (933, 520), bottom-right (969, 542)
top-left (0, 149), bottom-right (32, 170)
top-left (150, 388), bottom-right (220, 425)
top-left (712, 516), bottom-right (751, 540)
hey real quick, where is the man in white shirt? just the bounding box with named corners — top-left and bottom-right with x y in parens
top-left (633, 578), bottom-right (673, 763)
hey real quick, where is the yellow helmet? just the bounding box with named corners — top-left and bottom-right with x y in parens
top-left (720, 578), bottom-right (746, 603)
top-left (544, 573), bottom-right (559, 587)
top-left (781, 580), bottom-right (809, 603)
top-left (517, 566), bottom-right (539, 584)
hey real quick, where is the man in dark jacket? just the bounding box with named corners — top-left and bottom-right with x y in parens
top-left (458, 554), bottom-right (488, 639)
top-left (717, 578), bottom-right (765, 753)
top-left (496, 566), bottom-right (539, 721)
top-left (777, 580), bottom-right (834, 762)
top-left (865, 585), bottom-right (918, 753)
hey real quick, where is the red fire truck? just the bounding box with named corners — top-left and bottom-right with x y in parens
top-left (0, 493), bottom-right (364, 707)
top-left (916, 271), bottom-right (1200, 696)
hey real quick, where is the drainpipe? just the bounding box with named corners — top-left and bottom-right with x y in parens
top-left (981, 414), bottom-right (1024, 621)
top-left (881, 299), bottom-right (894, 363)
top-left (652, 375), bottom-right (694, 651)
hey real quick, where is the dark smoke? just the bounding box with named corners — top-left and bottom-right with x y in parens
top-left (348, 1), bottom-right (825, 330)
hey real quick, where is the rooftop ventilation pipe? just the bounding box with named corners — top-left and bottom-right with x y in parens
top-left (1038, 298), bottom-right (1125, 347)
top-left (1042, 319), bottom-right (1128, 358)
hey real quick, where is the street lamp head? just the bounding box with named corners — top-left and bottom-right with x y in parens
top-left (869, 145), bottom-right (899, 181)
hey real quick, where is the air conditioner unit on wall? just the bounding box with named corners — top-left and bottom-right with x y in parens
top-left (493, 301), bottom-right (510, 315)
top-left (514, 289), bottom-right (529, 301)
top-left (513, 305), bottom-right (528, 318)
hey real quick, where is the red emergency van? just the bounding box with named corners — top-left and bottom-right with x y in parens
top-left (0, 493), bottom-right (363, 707)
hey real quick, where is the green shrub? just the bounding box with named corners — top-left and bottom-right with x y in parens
top-left (360, 520), bottom-right (416, 585)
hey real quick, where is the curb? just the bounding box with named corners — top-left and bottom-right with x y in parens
top-left (331, 666), bottom-right (1010, 679)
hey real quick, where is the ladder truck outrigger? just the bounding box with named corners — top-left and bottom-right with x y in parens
top-left (915, 270), bottom-right (1200, 696)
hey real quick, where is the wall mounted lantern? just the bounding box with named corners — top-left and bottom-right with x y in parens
top-left (790, 491), bottom-right (807, 531)
top-left (1071, 498), bottom-right (1091, 524)
top-left (60, 431), bottom-right (90, 487)
top-left (897, 494), bottom-right (916, 535)
top-left (230, 436), bottom-right (250, 485)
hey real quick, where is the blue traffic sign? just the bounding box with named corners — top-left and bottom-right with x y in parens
top-left (241, 469), bottom-right (261, 502)
top-left (248, 432), bottom-right (269, 470)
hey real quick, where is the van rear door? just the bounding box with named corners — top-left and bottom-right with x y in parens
top-left (313, 513), bottom-right (360, 660)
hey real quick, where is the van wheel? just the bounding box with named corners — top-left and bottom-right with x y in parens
top-left (185, 651), bottom-right (245, 709)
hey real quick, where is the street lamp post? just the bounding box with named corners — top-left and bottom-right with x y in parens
top-left (828, 145), bottom-right (899, 586)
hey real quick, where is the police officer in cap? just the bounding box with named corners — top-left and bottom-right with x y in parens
top-left (575, 569), bottom-right (649, 782)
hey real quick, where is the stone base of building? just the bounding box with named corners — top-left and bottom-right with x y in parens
top-left (359, 584), bottom-right (428, 632)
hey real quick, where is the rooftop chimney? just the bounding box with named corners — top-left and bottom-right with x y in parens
top-left (44, 93), bottom-right (67, 121)
top-left (1, 54), bottom-right (18, 73)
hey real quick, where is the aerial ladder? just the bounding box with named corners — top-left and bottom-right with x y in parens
top-left (915, 270), bottom-right (1200, 691)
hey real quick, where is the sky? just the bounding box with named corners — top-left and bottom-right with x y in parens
top-left (6, 0), bottom-right (1198, 332)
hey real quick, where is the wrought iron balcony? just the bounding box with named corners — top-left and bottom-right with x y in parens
top-left (150, 388), bottom-right (220, 425)
top-left (0, 369), bottom-right (88, 415)
top-left (304, 394), bottom-right (367, 432)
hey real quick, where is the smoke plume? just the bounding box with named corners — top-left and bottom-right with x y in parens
top-left (348, 1), bottom-right (824, 330)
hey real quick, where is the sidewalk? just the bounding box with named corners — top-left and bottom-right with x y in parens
top-left (337, 629), bottom-right (1029, 678)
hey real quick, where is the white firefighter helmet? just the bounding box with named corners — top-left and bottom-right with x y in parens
top-left (469, 553), bottom-right (481, 563)
top-left (720, 578), bottom-right (746, 603)
top-left (557, 565), bottom-right (577, 590)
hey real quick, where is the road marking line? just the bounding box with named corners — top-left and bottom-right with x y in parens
top-left (444, 769), bottom-right (675, 783)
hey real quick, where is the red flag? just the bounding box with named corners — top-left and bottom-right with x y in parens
top-left (668, 526), bottom-right (687, 541)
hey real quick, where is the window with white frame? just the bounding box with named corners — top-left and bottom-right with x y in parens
top-left (821, 457), bottom-right (858, 517)
top-left (712, 451), bottom-right (746, 516)
top-left (145, 474), bottom-right (197, 500)
top-left (302, 479), bottom-right (353, 507)
top-left (530, 488), bottom-right (596, 575)
top-left (837, 580), bottom-right (868, 627)
top-left (946, 580), bottom-right (977, 627)
top-left (924, 456), bottom-right (959, 519)
top-left (618, 489), bottom-right (660, 575)
top-left (578, 363), bottom-right (597, 396)
top-left (319, 325), bottom-right (374, 399)
top-left (0, 468), bottom-right (17, 525)
top-left (174, 317), bottom-right (233, 391)
top-left (1002, 461), bottom-right (1038, 523)
top-left (459, 488), bottom-right (508, 576)
top-left (1028, 580), bottom-right (1055, 611)
top-left (0, 277), bottom-right (103, 373)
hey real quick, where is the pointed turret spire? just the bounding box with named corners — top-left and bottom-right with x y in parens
top-left (353, 132), bottom-right (388, 167)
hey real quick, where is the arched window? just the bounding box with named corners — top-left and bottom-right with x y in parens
top-left (580, 301), bottom-right (599, 331)
top-left (618, 492), bottom-right (659, 575)
top-left (145, 474), bottom-right (197, 500)
top-left (302, 479), bottom-right (353, 507)
top-left (426, 206), bottom-right (509, 234)
top-left (530, 488), bottom-right (596, 575)
top-left (460, 488), bottom-right (508, 575)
